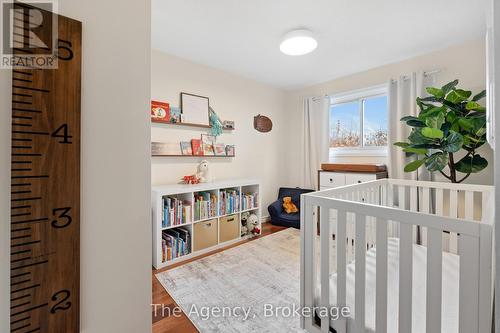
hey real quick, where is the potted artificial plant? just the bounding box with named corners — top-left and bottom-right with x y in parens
top-left (395, 79), bottom-right (488, 183)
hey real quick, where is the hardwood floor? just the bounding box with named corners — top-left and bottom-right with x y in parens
top-left (152, 223), bottom-right (287, 333)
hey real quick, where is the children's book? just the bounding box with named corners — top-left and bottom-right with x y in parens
top-left (191, 139), bottom-right (203, 156)
top-left (151, 101), bottom-right (170, 123)
top-left (180, 141), bottom-right (193, 155)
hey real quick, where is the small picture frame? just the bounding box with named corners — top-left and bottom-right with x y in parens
top-left (201, 134), bottom-right (216, 156)
top-left (180, 92), bottom-right (210, 126)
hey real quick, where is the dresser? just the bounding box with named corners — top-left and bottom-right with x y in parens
top-left (318, 163), bottom-right (388, 190)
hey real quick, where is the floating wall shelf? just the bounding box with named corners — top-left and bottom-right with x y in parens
top-left (151, 120), bottom-right (234, 131)
top-left (152, 154), bottom-right (236, 158)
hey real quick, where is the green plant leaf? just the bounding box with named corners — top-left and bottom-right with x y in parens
top-left (441, 80), bottom-right (459, 94)
top-left (465, 101), bottom-right (482, 110)
top-left (445, 89), bottom-right (472, 104)
top-left (400, 116), bottom-right (425, 127)
top-left (442, 131), bottom-right (463, 153)
top-left (404, 159), bottom-right (426, 172)
top-left (408, 129), bottom-right (432, 144)
top-left (472, 90), bottom-right (486, 101)
top-left (407, 120), bottom-right (426, 127)
top-left (419, 96), bottom-right (439, 103)
top-left (458, 118), bottom-right (474, 131)
top-left (394, 142), bottom-right (410, 148)
top-left (419, 106), bottom-right (446, 119)
top-left (425, 112), bottom-right (445, 129)
top-left (403, 147), bottom-right (428, 155)
top-left (455, 154), bottom-right (488, 174)
top-left (421, 127), bottom-right (444, 139)
top-left (426, 87), bottom-right (444, 98)
top-left (425, 152), bottom-right (449, 171)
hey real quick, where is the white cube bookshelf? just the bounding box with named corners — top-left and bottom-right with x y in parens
top-left (152, 179), bottom-right (261, 269)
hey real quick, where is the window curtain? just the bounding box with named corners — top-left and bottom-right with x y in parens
top-left (387, 72), bottom-right (436, 181)
top-left (301, 96), bottom-right (329, 190)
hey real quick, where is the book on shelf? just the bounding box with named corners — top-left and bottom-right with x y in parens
top-left (151, 100), bottom-right (170, 123)
top-left (191, 139), bottom-right (203, 156)
top-left (162, 227), bottom-right (191, 262)
top-left (242, 192), bottom-right (259, 210)
top-left (180, 141), bottom-right (193, 155)
top-left (194, 192), bottom-right (217, 220)
top-left (219, 189), bottom-right (240, 215)
top-left (162, 197), bottom-right (192, 228)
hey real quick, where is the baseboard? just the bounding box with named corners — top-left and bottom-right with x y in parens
top-left (261, 215), bottom-right (271, 223)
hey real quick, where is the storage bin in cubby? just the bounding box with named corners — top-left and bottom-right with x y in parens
top-left (193, 219), bottom-right (218, 251)
top-left (219, 214), bottom-right (239, 243)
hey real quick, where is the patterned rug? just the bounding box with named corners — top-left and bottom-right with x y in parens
top-left (155, 228), bottom-right (307, 333)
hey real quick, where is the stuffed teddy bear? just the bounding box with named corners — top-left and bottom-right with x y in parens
top-left (241, 212), bottom-right (250, 236)
top-left (246, 214), bottom-right (259, 235)
top-left (196, 160), bottom-right (212, 183)
top-left (282, 196), bottom-right (298, 214)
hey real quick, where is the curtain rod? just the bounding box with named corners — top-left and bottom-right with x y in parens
top-left (391, 69), bottom-right (441, 83)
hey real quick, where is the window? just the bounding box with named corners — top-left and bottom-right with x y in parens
top-left (329, 85), bottom-right (388, 156)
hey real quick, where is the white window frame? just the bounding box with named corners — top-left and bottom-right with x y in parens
top-left (329, 84), bottom-right (388, 159)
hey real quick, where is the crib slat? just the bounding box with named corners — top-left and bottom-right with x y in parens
top-left (399, 222), bottom-right (413, 333)
top-left (436, 188), bottom-right (443, 215)
top-left (336, 210), bottom-right (347, 333)
top-left (375, 217), bottom-right (388, 333)
top-left (426, 227), bottom-right (443, 333)
top-left (459, 235), bottom-right (480, 333)
top-left (320, 207), bottom-right (330, 332)
top-left (481, 191), bottom-right (490, 222)
top-left (422, 187), bottom-right (430, 213)
top-left (355, 214), bottom-right (366, 333)
top-left (302, 201), bottom-right (316, 330)
top-left (465, 191), bottom-right (474, 220)
top-left (450, 190), bottom-right (458, 253)
top-left (410, 186), bottom-right (418, 243)
top-left (398, 185), bottom-right (406, 210)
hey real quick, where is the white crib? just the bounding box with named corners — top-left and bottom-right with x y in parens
top-left (300, 179), bottom-right (494, 333)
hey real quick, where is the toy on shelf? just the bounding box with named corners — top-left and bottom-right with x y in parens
top-left (246, 213), bottom-right (259, 235)
top-left (241, 211), bottom-right (250, 236)
top-left (197, 160), bottom-right (212, 183)
top-left (181, 175), bottom-right (200, 185)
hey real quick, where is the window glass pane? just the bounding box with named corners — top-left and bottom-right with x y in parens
top-left (329, 101), bottom-right (361, 148)
top-left (363, 95), bottom-right (388, 146)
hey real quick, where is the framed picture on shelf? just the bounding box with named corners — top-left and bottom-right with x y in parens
top-left (214, 143), bottom-right (226, 156)
top-left (225, 145), bottom-right (235, 156)
top-left (180, 141), bottom-right (193, 155)
top-left (170, 106), bottom-right (182, 123)
top-left (191, 139), bottom-right (204, 156)
top-left (150, 101), bottom-right (170, 123)
top-left (180, 92), bottom-right (210, 126)
top-left (201, 134), bottom-right (215, 156)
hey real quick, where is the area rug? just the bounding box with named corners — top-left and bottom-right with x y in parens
top-left (155, 228), bottom-right (307, 333)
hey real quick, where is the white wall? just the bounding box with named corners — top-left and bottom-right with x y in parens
top-left (151, 50), bottom-right (288, 215)
top-left (286, 39), bottom-right (493, 186)
top-left (1, 1), bottom-right (152, 332)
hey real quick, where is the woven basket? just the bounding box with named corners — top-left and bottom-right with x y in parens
top-left (254, 114), bottom-right (272, 133)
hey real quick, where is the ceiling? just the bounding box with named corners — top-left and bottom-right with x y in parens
top-left (152, 0), bottom-right (488, 90)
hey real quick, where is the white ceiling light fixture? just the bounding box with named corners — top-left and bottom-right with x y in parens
top-left (279, 29), bottom-right (318, 56)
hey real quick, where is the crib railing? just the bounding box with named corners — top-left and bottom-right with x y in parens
top-left (300, 179), bottom-right (494, 333)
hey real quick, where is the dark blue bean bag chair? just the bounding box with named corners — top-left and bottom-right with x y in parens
top-left (268, 187), bottom-right (315, 229)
